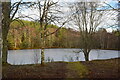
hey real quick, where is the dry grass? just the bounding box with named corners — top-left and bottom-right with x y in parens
top-left (2, 58), bottom-right (120, 79)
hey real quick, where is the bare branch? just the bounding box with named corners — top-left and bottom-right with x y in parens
top-left (10, 0), bottom-right (22, 20)
top-left (45, 19), bottom-right (70, 37)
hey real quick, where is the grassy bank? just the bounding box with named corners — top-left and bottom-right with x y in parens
top-left (2, 58), bottom-right (119, 79)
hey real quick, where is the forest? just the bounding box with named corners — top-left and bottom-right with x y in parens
top-left (8, 20), bottom-right (120, 50)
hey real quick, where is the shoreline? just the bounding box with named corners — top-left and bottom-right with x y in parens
top-left (8, 48), bottom-right (120, 51)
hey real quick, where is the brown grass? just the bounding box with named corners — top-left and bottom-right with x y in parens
top-left (2, 58), bottom-right (120, 79)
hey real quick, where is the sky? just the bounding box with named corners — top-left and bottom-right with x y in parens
top-left (11, 0), bottom-right (119, 32)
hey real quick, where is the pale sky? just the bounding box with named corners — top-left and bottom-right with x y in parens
top-left (11, 0), bottom-right (119, 32)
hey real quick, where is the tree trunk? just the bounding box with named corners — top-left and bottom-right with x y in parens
top-left (41, 35), bottom-right (45, 66)
top-left (2, 2), bottom-right (11, 63)
top-left (2, 20), bottom-right (9, 63)
top-left (41, 48), bottom-right (44, 65)
top-left (84, 52), bottom-right (89, 61)
top-left (40, 21), bottom-right (45, 66)
top-left (2, 36), bottom-right (8, 63)
top-left (83, 49), bottom-right (90, 61)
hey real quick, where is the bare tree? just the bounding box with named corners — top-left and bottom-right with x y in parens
top-left (2, 0), bottom-right (23, 63)
top-left (2, 1), bottom-right (11, 63)
top-left (25, 0), bottom-right (69, 65)
top-left (69, 2), bottom-right (108, 61)
top-left (2, 0), bottom-right (69, 64)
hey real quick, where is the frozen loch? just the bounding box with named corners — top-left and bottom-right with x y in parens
top-left (7, 49), bottom-right (120, 65)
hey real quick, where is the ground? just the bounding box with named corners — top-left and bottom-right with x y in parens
top-left (2, 58), bottom-right (120, 79)
top-left (81, 58), bottom-right (119, 78)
